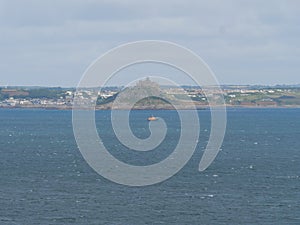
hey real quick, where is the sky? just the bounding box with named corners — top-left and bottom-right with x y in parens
top-left (0, 0), bottom-right (300, 86)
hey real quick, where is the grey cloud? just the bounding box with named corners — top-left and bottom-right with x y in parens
top-left (0, 0), bottom-right (300, 86)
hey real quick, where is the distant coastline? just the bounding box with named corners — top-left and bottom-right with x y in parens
top-left (1, 103), bottom-right (300, 110)
top-left (1, 81), bottom-right (300, 110)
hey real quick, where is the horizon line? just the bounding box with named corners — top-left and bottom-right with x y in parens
top-left (1, 83), bottom-right (300, 89)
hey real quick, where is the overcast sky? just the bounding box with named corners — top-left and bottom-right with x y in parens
top-left (0, 0), bottom-right (299, 86)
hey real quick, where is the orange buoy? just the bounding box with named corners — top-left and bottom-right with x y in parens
top-left (147, 116), bottom-right (158, 121)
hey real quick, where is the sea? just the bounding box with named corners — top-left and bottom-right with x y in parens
top-left (0, 108), bottom-right (299, 225)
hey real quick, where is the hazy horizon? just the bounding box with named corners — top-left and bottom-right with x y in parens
top-left (1, 82), bottom-right (300, 89)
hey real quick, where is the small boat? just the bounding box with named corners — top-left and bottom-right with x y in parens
top-left (147, 116), bottom-right (158, 121)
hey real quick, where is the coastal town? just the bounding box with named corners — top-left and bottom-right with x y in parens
top-left (1, 81), bottom-right (300, 109)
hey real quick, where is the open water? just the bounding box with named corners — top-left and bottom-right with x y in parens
top-left (0, 108), bottom-right (299, 224)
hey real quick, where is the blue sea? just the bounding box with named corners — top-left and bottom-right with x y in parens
top-left (0, 108), bottom-right (300, 224)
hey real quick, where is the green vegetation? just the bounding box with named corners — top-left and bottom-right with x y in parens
top-left (0, 89), bottom-right (8, 100)
top-left (27, 88), bottom-right (66, 99)
top-left (134, 96), bottom-right (171, 107)
top-left (226, 89), bottom-right (300, 106)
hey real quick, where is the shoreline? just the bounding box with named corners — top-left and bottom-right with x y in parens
top-left (1, 104), bottom-right (300, 110)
